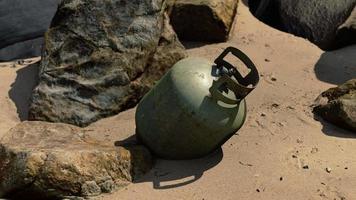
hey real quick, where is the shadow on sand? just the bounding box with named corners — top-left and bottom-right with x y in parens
top-left (313, 115), bottom-right (356, 139)
top-left (314, 45), bottom-right (356, 85)
top-left (116, 135), bottom-right (223, 190)
top-left (8, 62), bottom-right (39, 121)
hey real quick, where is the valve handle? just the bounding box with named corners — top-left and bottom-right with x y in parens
top-left (209, 47), bottom-right (259, 104)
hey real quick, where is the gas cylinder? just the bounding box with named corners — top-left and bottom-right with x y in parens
top-left (135, 47), bottom-right (259, 159)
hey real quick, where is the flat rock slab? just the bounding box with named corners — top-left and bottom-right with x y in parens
top-left (29, 0), bottom-right (186, 127)
top-left (0, 121), bottom-right (152, 199)
top-left (168, 0), bottom-right (238, 42)
top-left (313, 79), bottom-right (356, 132)
top-left (0, 0), bottom-right (60, 61)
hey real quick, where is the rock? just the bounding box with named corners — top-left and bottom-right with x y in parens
top-left (326, 167), bottom-right (332, 173)
top-left (0, 38), bottom-right (45, 61)
top-left (248, 0), bottom-right (356, 50)
top-left (0, 0), bottom-right (60, 61)
top-left (0, 121), bottom-right (152, 199)
top-left (168, 0), bottom-right (238, 42)
top-left (29, 0), bottom-right (186, 127)
top-left (313, 79), bottom-right (356, 132)
top-left (336, 6), bottom-right (356, 48)
top-left (279, 0), bottom-right (356, 50)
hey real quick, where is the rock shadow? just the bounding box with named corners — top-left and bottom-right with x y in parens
top-left (8, 62), bottom-right (40, 121)
top-left (115, 135), bottom-right (223, 190)
top-left (314, 45), bottom-right (356, 85)
top-left (313, 115), bottom-right (356, 139)
top-left (182, 41), bottom-right (211, 49)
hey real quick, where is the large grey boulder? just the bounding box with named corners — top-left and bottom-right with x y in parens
top-left (336, 6), bottom-right (356, 48)
top-left (313, 79), bottom-right (356, 132)
top-left (248, 0), bottom-right (356, 50)
top-left (0, 0), bottom-right (60, 61)
top-left (168, 0), bottom-right (238, 42)
top-left (0, 121), bottom-right (152, 199)
top-left (29, 0), bottom-right (186, 127)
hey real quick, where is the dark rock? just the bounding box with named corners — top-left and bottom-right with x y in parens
top-left (168, 0), bottom-right (238, 42)
top-left (29, 0), bottom-right (186, 127)
top-left (0, 0), bottom-right (60, 61)
top-left (313, 79), bottom-right (356, 132)
top-left (279, 0), bottom-right (356, 50)
top-left (0, 121), bottom-right (152, 199)
top-left (248, 0), bottom-right (356, 50)
top-left (0, 38), bottom-right (44, 61)
top-left (336, 6), bottom-right (356, 49)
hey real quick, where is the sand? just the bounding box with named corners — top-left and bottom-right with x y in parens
top-left (1, 2), bottom-right (356, 200)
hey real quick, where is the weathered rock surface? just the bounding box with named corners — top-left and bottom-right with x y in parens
top-left (0, 121), bottom-right (152, 199)
top-left (168, 0), bottom-right (238, 42)
top-left (0, 0), bottom-right (60, 61)
top-left (29, 0), bottom-right (186, 127)
top-left (313, 79), bottom-right (356, 132)
top-left (248, 0), bottom-right (356, 50)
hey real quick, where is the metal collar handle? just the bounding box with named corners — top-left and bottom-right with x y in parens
top-left (209, 47), bottom-right (259, 104)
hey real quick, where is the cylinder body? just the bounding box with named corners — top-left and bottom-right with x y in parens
top-left (136, 58), bottom-right (247, 159)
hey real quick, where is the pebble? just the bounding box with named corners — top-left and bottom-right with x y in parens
top-left (326, 167), bottom-right (332, 173)
top-left (264, 58), bottom-right (270, 62)
top-left (271, 77), bottom-right (277, 81)
top-left (271, 103), bottom-right (280, 108)
top-left (303, 165), bottom-right (309, 169)
top-left (261, 112), bottom-right (266, 117)
top-left (311, 147), bottom-right (319, 154)
top-left (16, 59), bottom-right (25, 65)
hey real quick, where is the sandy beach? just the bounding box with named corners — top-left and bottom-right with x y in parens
top-left (1, 2), bottom-right (355, 200)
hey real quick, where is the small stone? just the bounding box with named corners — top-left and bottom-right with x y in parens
top-left (264, 58), bottom-right (270, 62)
top-left (326, 167), bottom-right (332, 173)
top-left (99, 180), bottom-right (117, 193)
top-left (313, 79), bottom-right (356, 132)
top-left (271, 77), bottom-right (277, 81)
top-left (256, 189), bottom-right (260, 192)
top-left (271, 103), bottom-right (280, 108)
top-left (81, 181), bottom-right (101, 197)
top-left (261, 112), bottom-right (267, 117)
top-left (292, 155), bottom-right (297, 158)
top-left (279, 177), bottom-right (283, 181)
top-left (16, 59), bottom-right (25, 65)
top-left (345, 167), bottom-right (348, 170)
top-left (287, 106), bottom-right (295, 110)
top-left (311, 147), bottom-right (319, 154)
top-left (303, 165), bottom-right (309, 169)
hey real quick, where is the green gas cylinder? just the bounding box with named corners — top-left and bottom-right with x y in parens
top-left (136, 47), bottom-right (259, 159)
